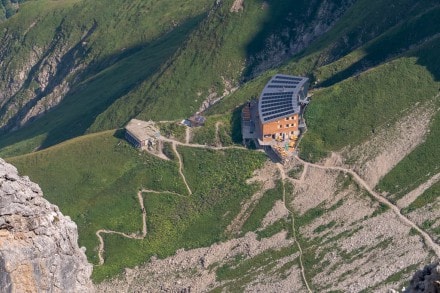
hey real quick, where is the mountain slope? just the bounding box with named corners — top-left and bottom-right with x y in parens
top-left (2, 0), bottom-right (440, 290)
top-left (0, 0), bottom-right (355, 156)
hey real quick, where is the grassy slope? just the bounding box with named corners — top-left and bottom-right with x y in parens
top-left (0, 0), bottom-right (211, 157)
top-left (0, 16), bottom-right (204, 157)
top-left (377, 110), bottom-right (440, 200)
top-left (8, 131), bottom-right (266, 281)
top-left (1, 0), bottom-right (440, 286)
top-left (210, 0), bottom-right (439, 114)
top-left (2, 0), bottom-right (437, 158)
top-left (90, 0), bottom-right (270, 127)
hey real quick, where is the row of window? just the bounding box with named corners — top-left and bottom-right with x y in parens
top-left (263, 131), bottom-right (297, 139)
top-left (278, 123), bottom-right (296, 129)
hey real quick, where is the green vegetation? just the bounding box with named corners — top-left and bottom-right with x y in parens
top-left (161, 142), bottom-right (176, 161)
top-left (378, 111), bottom-right (440, 200)
top-left (241, 181), bottom-right (284, 234)
top-left (8, 131), bottom-right (266, 281)
top-left (191, 114), bottom-right (238, 146)
top-left (1, 0), bottom-right (440, 288)
top-left (0, 13), bottom-right (206, 157)
top-left (214, 245), bottom-right (298, 291)
top-left (158, 122), bottom-right (187, 143)
top-left (403, 182), bottom-right (440, 214)
top-left (0, 0), bottom-right (26, 20)
top-left (287, 165), bottom-right (304, 180)
top-left (256, 217), bottom-right (291, 240)
top-left (301, 55), bottom-right (440, 162)
top-left (313, 221), bottom-right (336, 234)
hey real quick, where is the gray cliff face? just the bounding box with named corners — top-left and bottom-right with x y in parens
top-left (0, 158), bottom-right (94, 292)
top-left (0, 19), bottom-right (96, 133)
top-left (245, 0), bottom-right (355, 79)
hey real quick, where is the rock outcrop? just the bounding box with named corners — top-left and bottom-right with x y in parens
top-left (0, 158), bottom-right (93, 292)
top-left (405, 262), bottom-right (440, 293)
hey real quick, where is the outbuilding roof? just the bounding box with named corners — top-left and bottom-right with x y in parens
top-left (258, 74), bottom-right (309, 123)
top-left (125, 119), bottom-right (160, 142)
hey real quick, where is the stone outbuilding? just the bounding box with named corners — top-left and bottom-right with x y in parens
top-left (125, 119), bottom-right (160, 149)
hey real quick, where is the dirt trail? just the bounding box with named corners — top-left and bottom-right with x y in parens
top-left (172, 142), bottom-right (192, 195)
top-left (277, 163), bottom-right (312, 293)
top-left (295, 156), bottom-right (440, 258)
top-left (397, 172), bottom-right (440, 209)
top-left (96, 190), bottom-right (148, 265)
top-left (185, 127), bottom-right (191, 144)
top-left (95, 138), bottom-right (246, 266)
top-left (214, 121), bottom-right (222, 146)
top-left (299, 163), bottom-right (308, 183)
top-left (161, 136), bottom-right (245, 150)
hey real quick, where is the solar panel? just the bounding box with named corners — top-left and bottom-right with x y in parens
top-left (263, 91), bottom-right (294, 97)
top-left (258, 75), bottom-right (308, 123)
top-left (267, 85), bottom-right (297, 89)
top-left (275, 75), bottom-right (303, 81)
top-left (270, 80), bottom-right (300, 85)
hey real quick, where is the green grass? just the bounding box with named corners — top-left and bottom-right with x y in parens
top-left (158, 122), bottom-right (186, 143)
top-left (214, 245), bottom-right (298, 291)
top-left (287, 165), bottom-right (304, 180)
top-left (403, 181), bottom-right (440, 214)
top-left (241, 181), bottom-right (283, 234)
top-left (7, 130), bottom-right (266, 282)
top-left (300, 55), bottom-right (439, 162)
top-left (0, 14), bottom-right (205, 157)
top-left (256, 217), bottom-right (291, 240)
top-left (191, 114), bottom-right (240, 146)
top-left (377, 111), bottom-right (440, 200)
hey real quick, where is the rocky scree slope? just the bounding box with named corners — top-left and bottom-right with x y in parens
top-left (0, 158), bottom-right (93, 292)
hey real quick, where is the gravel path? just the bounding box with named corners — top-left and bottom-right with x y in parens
top-left (95, 138), bottom-right (247, 266)
top-left (172, 142), bottom-right (192, 195)
top-left (295, 156), bottom-right (440, 258)
top-left (185, 127), bottom-right (191, 144)
top-left (277, 163), bottom-right (312, 293)
top-left (160, 136), bottom-right (245, 150)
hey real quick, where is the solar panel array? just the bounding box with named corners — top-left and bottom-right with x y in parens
top-left (258, 74), bottom-right (308, 123)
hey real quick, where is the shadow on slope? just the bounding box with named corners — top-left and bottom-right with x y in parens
top-left (0, 15), bottom-right (204, 157)
top-left (318, 6), bottom-right (440, 87)
top-left (241, 0), bottom-right (352, 80)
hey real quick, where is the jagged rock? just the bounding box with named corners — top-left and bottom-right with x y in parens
top-left (0, 158), bottom-right (94, 292)
top-left (405, 262), bottom-right (440, 293)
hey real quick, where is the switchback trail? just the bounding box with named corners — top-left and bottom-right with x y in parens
top-left (172, 142), bottom-right (192, 195)
top-left (95, 138), bottom-right (245, 265)
top-left (294, 156), bottom-right (440, 258)
top-left (96, 190), bottom-right (148, 266)
top-left (277, 163), bottom-right (312, 293)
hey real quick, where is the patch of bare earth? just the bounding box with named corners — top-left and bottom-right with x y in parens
top-left (337, 102), bottom-right (436, 188)
top-left (287, 163), bottom-right (435, 292)
top-left (230, 0), bottom-right (244, 13)
top-left (95, 231), bottom-right (298, 293)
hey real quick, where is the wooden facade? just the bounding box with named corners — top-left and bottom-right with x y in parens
top-left (259, 114), bottom-right (299, 143)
